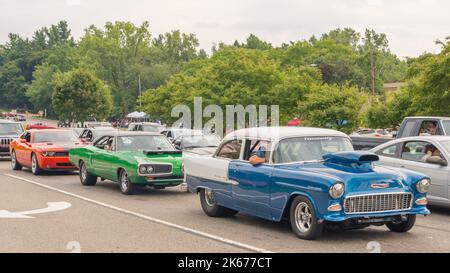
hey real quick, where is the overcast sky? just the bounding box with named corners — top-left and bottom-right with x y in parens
top-left (0, 0), bottom-right (448, 57)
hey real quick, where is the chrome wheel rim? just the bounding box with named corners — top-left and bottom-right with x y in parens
top-left (80, 163), bottom-right (87, 181)
top-left (31, 155), bottom-right (37, 173)
top-left (11, 152), bottom-right (16, 167)
top-left (121, 172), bottom-right (129, 191)
top-left (295, 202), bottom-right (313, 233)
top-left (205, 189), bottom-right (215, 206)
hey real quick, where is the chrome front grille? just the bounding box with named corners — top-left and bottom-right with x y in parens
top-left (344, 193), bottom-right (412, 214)
top-left (0, 138), bottom-right (12, 146)
top-left (152, 164), bottom-right (172, 174)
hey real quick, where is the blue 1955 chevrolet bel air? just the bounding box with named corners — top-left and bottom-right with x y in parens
top-left (185, 127), bottom-right (431, 240)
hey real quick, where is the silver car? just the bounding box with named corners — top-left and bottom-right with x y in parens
top-left (371, 136), bottom-right (450, 207)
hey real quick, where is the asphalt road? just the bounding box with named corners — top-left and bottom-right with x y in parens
top-left (1, 159), bottom-right (450, 253)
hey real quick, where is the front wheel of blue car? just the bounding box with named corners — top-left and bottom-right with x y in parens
top-left (386, 215), bottom-right (416, 233)
top-left (200, 188), bottom-right (238, 217)
top-left (290, 196), bottom-right (324, 240)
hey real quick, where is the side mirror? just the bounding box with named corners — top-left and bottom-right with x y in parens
top-left (20, 139), bottom-right (27, 144)
top-left (426, 156), bottom-right (448, 166)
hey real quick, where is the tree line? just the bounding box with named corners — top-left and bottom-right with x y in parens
top-left (0, 21), bottom-right (448, 133)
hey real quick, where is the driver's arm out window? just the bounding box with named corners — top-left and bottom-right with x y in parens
top-left (245, 140), bottom-right (271, 162)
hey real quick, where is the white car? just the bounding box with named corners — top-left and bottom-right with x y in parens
top-left (371, 136), bottom-right (450, 207)
top-left (161, 128), bottom-right (204, 142)
top-left (128, 122), bottom-right (165, 133)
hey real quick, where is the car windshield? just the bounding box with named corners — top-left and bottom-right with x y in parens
top-left (117, 135), bottom-right (175, 152)
top-left (181, 135), bottom-right (221, 148)
top-left (142, 125), bottom-right (161, 133)
top-left (33, 131), bottom-right (79, 143)
top-left (273, 136), bottom-right (354, 164)
top-left (0, 123), bottom-right (23, 135)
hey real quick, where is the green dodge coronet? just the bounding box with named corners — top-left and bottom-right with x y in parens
top-left (69, 131), bottom-right (184, 195)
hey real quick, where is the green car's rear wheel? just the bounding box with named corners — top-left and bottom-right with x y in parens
top-left (79, 160), bottom-right (97, 186)
top-left (119, 169), bottom-right (137, 195)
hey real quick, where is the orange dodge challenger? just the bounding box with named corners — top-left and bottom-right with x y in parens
top-left (10, 129), bottom-right (84, 175)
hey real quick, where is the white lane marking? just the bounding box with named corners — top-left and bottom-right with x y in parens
top-left (0, 202), bottom-right (72, 219)
top-left (4, 173), bottom-right (272, 253)
top-left (17, 202), bottom-right (72, 215)
top-left (0, 210), bottom-right (31, 218)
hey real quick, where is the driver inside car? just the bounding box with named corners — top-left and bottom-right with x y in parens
top-left (249, 147), bottom-right (267, 166)
top-left (421, 144), bottom-right (442, 163)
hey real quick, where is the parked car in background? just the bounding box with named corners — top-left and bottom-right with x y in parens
top-left (351, 116), bottom-right (450, 150)
top-left (57, 120), bottom-right (71, 127)
top-left (79, 127), bottom-right (117, 144)
top-left (128, 122), bottom-right (165, 133)
top-left (14, 115), bottom-right (26, 122)
top-left (26, 123), bottom-right (56, 130)
top-left (0, 120), bottom-right (24, 157)
top-left (162, 128), bottom-right (204, 142)
top-left (371, 136), bottom-right (450, 207)
top-left (69, 132), bottom-right (184, 195)
top-left (10, 129), bottom-right (83, 175)
top-left (174, 134), bottom-right (221, 156)
top-left (72, 128), bottom-right (84, 137)
top-left (185, 127), bottom-right (430, 240)
top-left (350, 128), bottom-right (393, 138)
top-left (83, 121), bottom-right (112, 128)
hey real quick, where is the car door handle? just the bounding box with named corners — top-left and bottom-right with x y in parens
top-left (400, 165), bottom-right (406, 168)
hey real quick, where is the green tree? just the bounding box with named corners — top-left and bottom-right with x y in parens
top-left (26, 64), bottom-right (58, 116)
top-left (320, 28), bottom-right (360, 49)
top-left (358, 29), bottom-right (389, 96)
top-left (141, 47), bottom-right (322, 125)
top-left (79, 22), bottom-right (203, 116)
top-left (239, 34), bottom-right (273, 50)
top-left (52, 68), bottom-right (112, 123)
top-left (26, 44), bottom-right (79, 115)
top-left (0, 21), bottom-right (75, 110)
top-left (298, 84), bottom-right (366, 133)
top-left (365, 89), bottom-right (413, 129)
top-left (406, 39), bottom-right (450, 116)
top-left (79, 21), bottom-right (152, 115)
top-left (152, 30), bottom-right (203, 65)
top-left (0, 61), bottom-right (29, 108)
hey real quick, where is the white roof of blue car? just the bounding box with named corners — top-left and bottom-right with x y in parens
top-left (223, 127), bottom-right (349, 142)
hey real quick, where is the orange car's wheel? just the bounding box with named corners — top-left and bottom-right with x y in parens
top-left (11, 151), bottom-right (22, 171)
top-left (31, 153), bottom-right (43, 175)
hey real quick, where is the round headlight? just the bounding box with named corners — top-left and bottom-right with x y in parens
top-left (146, 166), bottom-right (154, 173)
top-left (329, 182), bottom-right (345, 199)
top-left (139, 165), bottom-right (147, 174)
top-left (416, 178), bottom-right (431, 193)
